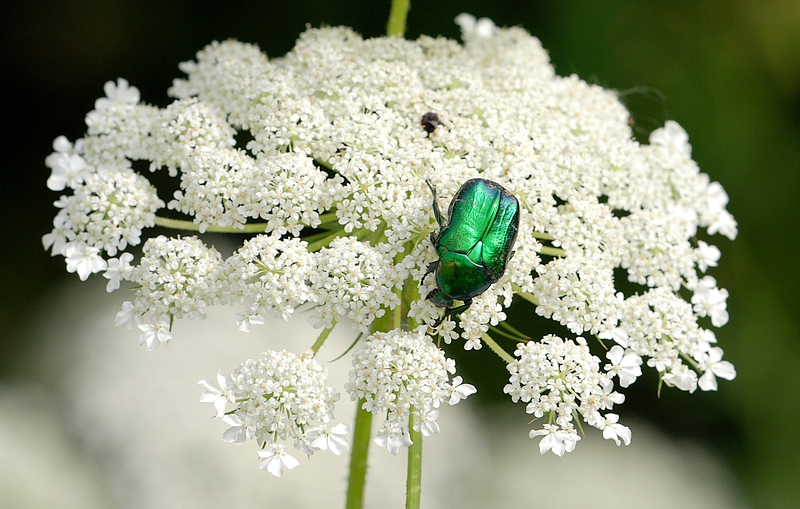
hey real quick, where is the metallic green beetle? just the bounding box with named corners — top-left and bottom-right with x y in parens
top-left (424, 178), bottom-right (520, 326)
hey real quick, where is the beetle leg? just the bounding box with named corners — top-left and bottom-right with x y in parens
top-left (429, 298), bottom-right (474, 328)
top-left (444, 298), bottom-right (473, 321)
top-left (421, 260), bottom-right (438, 285)
top-left (426, 180), bottom-right (444, 226)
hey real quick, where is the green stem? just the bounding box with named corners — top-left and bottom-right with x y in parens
top-left (386, 0), bottom-right (410, 37)
top-left (406, 411), bottom-right (422, 509)
top-left (345, 401), bottom-right (373, 509)
top-left (306, 229), bottom-right (345, 252)
top-left (511, 283), bottom-right (540, 306)
top-left (539, 246), bottom-right (567, 257)
top-left (310, 322), bottom-right (336, 354)
top-left (344, 307), bottom-right (396, 509)
top-left (154, 216), bottom-right (270, 233)
top-left (482, 331), bottom-right (515, 364)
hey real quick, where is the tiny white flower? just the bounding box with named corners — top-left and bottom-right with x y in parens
top-left (414, 410), bottom-right (441, 437)
top-left (695, 240), bottom-right (721, 272)
top-left (599, 327), bottom-right (630, 348)
top-left (103, 252), bottom-right (134, 292)
top-left (257, 443), bottom-right (300, 477)
top-left (114, 301), bottom-right (138, 329)
top-left (46, 152), bottom-right (88, 191)
top-left (235, 311), bottom-right (265, 332)
top-left (221, 414), bottom-right (247, 445)
top-left (447, 376), bottom-right (477, 405)
top-left (455, 13), bottom-right (496, 39)
top-left (692, 276), bottom-right (730, 327)
top-left (137, 319), bottom-right (173, 351)
top-left (529, 424), bottom-right (580, 456)
top-left (308, 423), bottom-right (351, 455)
top-left (598, 413), bottom-right (632, 446)
top-left (198, 370), bottom-right (233, 417)
top-left (650, 120), bottom-right (692, 156)
top-left (604, 345), bottom-right (643, 388)
top-left (64, 242), bottom-right (107, 281)
top-left (697, 347), bottom-right (737, 391)
top-left (375, 423), bottom-right (413, 456)
top-left (663, 365), bottom-right (698, 393)
top-left (94, 78), bottom-right (140, 111)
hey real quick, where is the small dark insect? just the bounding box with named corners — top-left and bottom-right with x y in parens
top-left (421, 112), bottom-right (443, 134)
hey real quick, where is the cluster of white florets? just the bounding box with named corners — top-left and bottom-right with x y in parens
top-left (198, 350), bottom-right (349, 476)
top-left (44, 15), bottom-right (737, 459)
top-left (347, 328), bottom-right (476, 454)
top-left (505, 335), bottom-right (635, 455)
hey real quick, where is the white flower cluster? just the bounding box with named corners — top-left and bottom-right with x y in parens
top-left (226, 234), bottom-right (317, 327)
top-left (198, 350), bottom-right (349, 476)
top-left (44, 16), bottom-right (738, 460)
top-left (311, 236), bottom-right (402, 332)
top-left (504, 335), bottom-right (632, 455)
top-left (113, 235), bottom-right (224, 349)
top-left (347, 329), bottom-right (476, 455)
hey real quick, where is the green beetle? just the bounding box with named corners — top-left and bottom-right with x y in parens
top-left (424, 178), bottom-right (520, 326)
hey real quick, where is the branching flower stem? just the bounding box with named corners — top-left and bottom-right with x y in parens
top-left (153, 216), bottom-right (269, 233)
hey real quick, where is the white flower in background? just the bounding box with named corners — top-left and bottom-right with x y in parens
top-left (198, 370), bottom-right (233, 417)
top-left (94, 78), bottom-right (141, 111)
top-left (604, 345), bottom-right (643, 388)
top-left (307, 423), bottom-right (352, 455)
top-left (505, 335), bottom-right (628, 454)
top-left (697, 347), bottom-right (737, 391)
top-left (695, 240), bottom-right (721, 272)
top-left (122, 236), bottom-right (224, 345)
top-left (226, 234), bottom-right (317, 323)
top-left (692, 275), bottom-right (730, 327)
top-left (199, 350), bottom-right (346, 475)
top-left (103, 252), bottom-right (134, 292)
top-left (257, 443), bottom-right (301, 477)
top-left (137, 319), bottom-right (173, 351)
top-left (64, 242), bottom-right (107, 281)
top-left (44, 16), bottom-right (737, 468)
top-left (650, 119), bottom-right (692, 156)
top-left (529, 424), bottom-right (580, 457)
top-left (347, 328), bottom-right (475, 454)
top-left (455, 13), bottom-right (497, 39)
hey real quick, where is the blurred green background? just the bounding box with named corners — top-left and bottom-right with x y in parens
top-left (1, 1), bottom-right (798, 507)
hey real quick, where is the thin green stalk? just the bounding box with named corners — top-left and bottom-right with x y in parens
top-left (345, 401), bottom-right (373, 509)
top-left (539, 246), bottom-right (567, 257)
top-left (482, 331), bottom-right (515, 364)
top-left (153, 216), bottom-right (269, 233)
top-left (310, 322), bottom-right (336, 354)
top-left (531, 231), bottom-right (555, 240)
top-left (344, 308), bottom-right (395, 509)
top-left (511, 283), bottom-right (540, 306)
top-left (406, 411), bottom-right (422, 509)
top-left (306, 229), bottom-right (345, 252)
top-left (386, 0), bottom-right (410, 37)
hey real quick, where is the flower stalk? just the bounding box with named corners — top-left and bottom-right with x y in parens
top-left (387, 0), bottom-right (411, 37)
top-left (406, 410), bottom-right (423, 509)
top-left (345, 401), bottom-right (373, 509)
